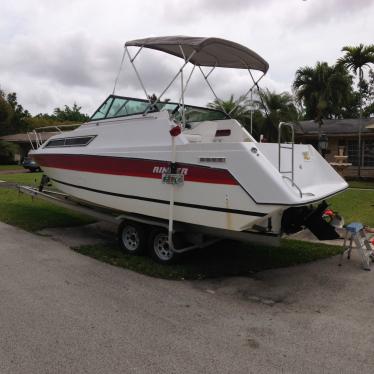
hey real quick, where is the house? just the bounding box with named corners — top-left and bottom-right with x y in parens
top-left (0, 132), bottom-right (58, 163)
top-left (295, 118), bottom-right (374, 178)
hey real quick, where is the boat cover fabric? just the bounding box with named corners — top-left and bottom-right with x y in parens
top-left (125, 36), bottom-right (269, 72)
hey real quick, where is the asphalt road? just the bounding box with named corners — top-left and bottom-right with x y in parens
top-left (1, 221), bottom-right (374, 374)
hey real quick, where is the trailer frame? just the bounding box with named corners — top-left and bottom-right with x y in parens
top-left (18, 184), bottom-right (280, 263)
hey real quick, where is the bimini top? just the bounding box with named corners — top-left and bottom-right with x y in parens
top-left (125, 36), bottom-right (269, 73)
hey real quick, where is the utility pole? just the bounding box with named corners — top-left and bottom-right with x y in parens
top-left (358, 68), bottom-right (363, 178)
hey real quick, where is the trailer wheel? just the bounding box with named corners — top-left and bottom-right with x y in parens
top-left (148, 229), bottom-right (179, 264)
top-left (118, 221), bottom-right (147, 255)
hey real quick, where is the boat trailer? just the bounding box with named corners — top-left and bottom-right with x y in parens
top-left (18, 184), bottom-right (279, 263)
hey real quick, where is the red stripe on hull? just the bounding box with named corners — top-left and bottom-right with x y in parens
top-left (33, 154), bottom-right (239, 185)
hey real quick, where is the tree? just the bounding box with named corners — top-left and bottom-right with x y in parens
top-left (0, 140), bottom-right (19, 164)
top-left (208, 94), bottom-right (253, 123)
top-left (338, 44), bottom-right (374, 83)
top-left (0, 90), bottom-right (12, 135)
top-left (256, 89), bottom-right (299, 141)
top-left (0, 86), bottom-right (89, 136)
top-left (0, 89), bottom-right (30, 135)
top-left (338, 44), bottom-right (374, 117)
top-left (293, 61), bottom-right (354, 132)
top-left (207, 94), bottom-right (265, 137)
top-left (361, 69), bottom-right (374, 117)
top-left (338, 44), bottom-right (374, 176)
top-left (6, 92), bottom-right (30, 118)
top-left (53, 103), bottom-right (89, 122)
top-left (207, 91), bottom-right (299, 142)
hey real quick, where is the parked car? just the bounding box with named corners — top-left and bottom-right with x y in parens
top-left (22, 157), bottom-right (42, 172)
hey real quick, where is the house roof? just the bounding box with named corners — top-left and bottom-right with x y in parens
top-left (295, 118), bottom-right (374, 136)
top-left (0, 132), bottom-right (58, 143)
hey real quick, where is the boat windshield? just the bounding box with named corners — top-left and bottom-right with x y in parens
top-left (89, 95), bottom-right (227, 123)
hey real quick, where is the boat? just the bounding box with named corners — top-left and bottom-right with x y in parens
top-left (29, 36), bottom-right (348, 262)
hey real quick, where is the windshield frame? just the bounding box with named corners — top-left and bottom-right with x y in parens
top-left (89, 94), bottom-right (228, 123)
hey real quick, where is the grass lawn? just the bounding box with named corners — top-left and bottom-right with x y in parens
top-left (348, 180), bottom-right (374, 190)
top-left (328, 189), bottom-right (374, 227)
top-left (0, 164), bottom-right (23, 171)
top-left (0, 186), bottom-right (345, 279)
top-left (66, 186), bottom-right (374, 280)
top-left (73, 239), bottom-right (342, 280)
top-left (0, 171), bottom-right (371, 280)
top-left (0, 172), bottom-right (43, 185)
top-left (0, 188), bottom-right (94, 231)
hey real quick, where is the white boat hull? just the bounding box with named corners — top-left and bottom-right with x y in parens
top-left (39, 160), bottom-right (279, 233)
top-left (31, 112), bottom-right (347, 239)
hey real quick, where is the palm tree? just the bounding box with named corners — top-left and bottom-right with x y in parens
top-left (207, 94), bottom-right (253, 125)
top-left (256, 89), bottom-right (299, 142)
top-left (338, 44), bottom-right (374, 83)
top-left (208, 91), bottom-right (299, 142)
top-left (338, 44), bottom-right (374, 176)
top-left (293, 62), bottom-right (353, 150)
top-left (293, 62), bottom-right (352, 122)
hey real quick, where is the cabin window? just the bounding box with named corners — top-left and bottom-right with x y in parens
top-left (106, 97), bottom-right (128, 117)
top-left (89, 95), bottom-right (228, 122)
top-left (106, 97), bottom-right (150, 118)
top-left (44, 136), bottom-right (96, 148)
top-left (44, 139), bottom-right (65, 147)
top-left (172, 106), bottom-right (227, 123)
top-left (91, 97), bottom-right (114, 120)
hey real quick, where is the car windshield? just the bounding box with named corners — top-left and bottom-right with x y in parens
top-left (89, 95), bottom-right (227, 123)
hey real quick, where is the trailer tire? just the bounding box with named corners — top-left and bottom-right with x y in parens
top-left (118, 221), bottom-right (147, 255)
top-left (148, 228), bottom-right (180, 264)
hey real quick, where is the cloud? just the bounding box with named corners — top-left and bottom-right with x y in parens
top-left (0, 0), bottom-right (373, 115)
top-left (0, 33), bottom-right (120, 89)
top-left (162, 0), bottom-right (275, 19)
top-left (287, 0), bottom-right (374, 27)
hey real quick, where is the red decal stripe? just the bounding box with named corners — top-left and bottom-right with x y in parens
top-left (33, 154), bottom-right (238, 185)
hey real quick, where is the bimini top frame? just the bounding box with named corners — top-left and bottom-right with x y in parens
top-left (113, 35), bottom-right (269, 123)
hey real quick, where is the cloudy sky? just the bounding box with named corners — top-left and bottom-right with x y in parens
top-left (1, 0), bottom-right (374, 115)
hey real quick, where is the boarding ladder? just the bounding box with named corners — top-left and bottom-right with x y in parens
top-left (278, 122), bottom-right (302, 198)
top-left (339, 223), bottom-right (374, 271)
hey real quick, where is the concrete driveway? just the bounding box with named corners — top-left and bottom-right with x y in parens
top-left (0, 221), bottom-right (373, 374)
